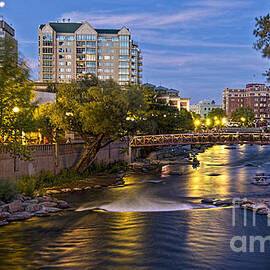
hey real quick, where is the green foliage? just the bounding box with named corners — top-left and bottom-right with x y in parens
top-left (207, 108), bottom-right (227, 119)
top-left (86, 161), bottom-right (128, 174)
top-left (0, 179), bottom-right (19, 203)
top-left (0, 38), bottom-right (36, 159)
top-left (254, 14), bottom-right (270, 81)
top-left (231, 107), bottom-right (255, 127)
top-left (17, 176), bottom-right (38, 198)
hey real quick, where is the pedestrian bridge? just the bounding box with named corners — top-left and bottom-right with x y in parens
top-left (130, 133), bottom-right (270, 147)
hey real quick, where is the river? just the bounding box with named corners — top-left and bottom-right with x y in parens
top-left (1, 145), bottom-right (270, 269)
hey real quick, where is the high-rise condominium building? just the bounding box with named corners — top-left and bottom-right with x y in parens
top-left (38, 21), bottom-right (142, 85)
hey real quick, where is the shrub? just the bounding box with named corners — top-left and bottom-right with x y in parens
top-left (0, 179), bottom-right (19, 203)
top-left (36, 170), bottom-right (55, 188)
top-left (17, 176), bottom-right (38, 198)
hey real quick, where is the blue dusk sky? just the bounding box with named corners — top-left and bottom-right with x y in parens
top-left (1, 0), bottom-right (270, 104)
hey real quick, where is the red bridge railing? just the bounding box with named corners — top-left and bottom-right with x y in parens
top-left (130, 133), bottom-right (270, 147)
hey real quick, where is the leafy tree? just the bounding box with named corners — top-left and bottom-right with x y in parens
top-left (47, 76), bottom-right (145, 173)
top-left (0, 38), bottom-right (36, 159)
top-left (138, 86), bottom-right (194, 134)
top-left (231, 107), bottom-right (255, 127)
top-left (254, 14), bottom-right (270, 81)
top-left (207, 108), bottom-right (226, 119)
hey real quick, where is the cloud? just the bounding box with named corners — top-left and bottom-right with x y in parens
top-left (60, 0), bottom-right (247, 30)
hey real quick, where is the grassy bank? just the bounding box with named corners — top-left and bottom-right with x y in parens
top-left (0, 161), bottom-right (128, 202)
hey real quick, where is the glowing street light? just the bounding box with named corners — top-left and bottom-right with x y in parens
top-left (240, 117), bottom-right (246, 122)
top-left (215, 119), bottom-right (220, 126)
top-left (214, 116), bottom-right (218, 120)
top-left (222, 117), bottom-right (228, 125)
top-left (13, 107), bottom-right (20, 113)
top-left (206, 118), bottom-right (211, 126)
top-left (194, 119), bottom-right (201, 127)
top-left (260, 117), bottom-right (264, 122)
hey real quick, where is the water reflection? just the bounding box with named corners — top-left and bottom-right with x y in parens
top-left (1, 145), bottom-right (270, 269)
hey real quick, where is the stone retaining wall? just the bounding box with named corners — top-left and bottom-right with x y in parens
top-left (0, 141), bottom-right (129, 179)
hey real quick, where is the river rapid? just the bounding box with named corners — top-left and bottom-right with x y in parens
top-left (1, 145), bottom-right (270, 269)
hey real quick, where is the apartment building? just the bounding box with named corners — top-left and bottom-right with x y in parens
top-left (0, 18), bottom-right (17, 53)
top-left (143, 84), bottom-right (190, 111)
top-left (38, 21), bottom-right (142, 85)
top-left (190, 100), bottom-right (222, 118)
top-left (223, 83), bottom-right (270, 120)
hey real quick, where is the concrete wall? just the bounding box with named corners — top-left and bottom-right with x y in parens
top-left (0, 141), bottom-right (129, 179)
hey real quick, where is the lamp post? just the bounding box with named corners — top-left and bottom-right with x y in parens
top-left (12, 107), bottom-right (20, 172)
top-left (240, 117), bottom-right (246, 127)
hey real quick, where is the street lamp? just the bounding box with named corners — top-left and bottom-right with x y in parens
top-left (13, 107), bottom-right (20, 113)
top-left (222, 117), bottom-right (228, 125)
top-left (206, 118), bottom-right (211, 126)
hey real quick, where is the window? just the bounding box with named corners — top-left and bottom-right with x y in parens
top-left (104, 69), bottom-right (113, 73)
top-left (77, 48), bottom-right (86, 54)
top-left (119, 49), bottom-right (129, 55)
top-left (76, 34), bottom-right (96, 41)
top-left (119, 69), bottom-right (129, 75)
top-left (65, 42), bottom-right (73, 46)
top-left (87, 48), bottom-right (96, 54)
top-left (86, 62), bottom-right (96, 67)
top-left (104, 62), bottom-right (114, 67)
top-left (59, 55), bottom-right (65, 59)
top-left (57, 35), bottom-right (74, 41)
top-left (98, 56), bottom-right (103, 60)
top-left (98, 49), bottom-right (103, 53)
top-left (119, 42), bottom-right (129, 48)
top-left (104, 56), bottom-right (110, 60)
top-left (98, 42), bottom-right (103, 47)
top-left (98, 62), bottom-right (103, 67)
top-left (59, 61), bottom-right (65, 66)
top-left (66, 48), bottom-right (72, 53)
top-left (66, 75), bottom-right (72, 79)
top-left (59, 41), bottom-right (64, 46)
top-left (98, 75), bottom-right (103, 80)
top-left (104, 49), bottom-right (114, 54)
top-left (119, 56), bottom-right (129, 61)
top-left (86, 41), bottom-right (96, 47)
top-left (59, 68), bottom-right (65, 72)
top-left (76, 41), bottom-right (85, 47)
top-left (86, 55), bottom-right (96, 61)
top-left (43, 74), bottom-right (53, 80)
top-left (43, 61), bottom-right (53, 66)
top-left (59, 48), bottom-right (65, 53)
top-left (86, 68), bottom-right (96, 74)
top-left (67, 62), bottom-right (72, 66)
top-left (43, 34), bottom-right (53, 41)
top-left (119, 75), bottom-right (129, 81)
top-left (43, 55), bottom-right (53, 60)
top-left (119, 35), bottom-right (129, 41)
top-left (43, 68), bottom-right (53, 73)
top-left (112, 37), bottom-right (119, 42)
top-left (105, 42), bottom-right (113, 47)
top-left (66, 55), bottom-right (72, 59)
top-left (43, 41), bottom-right (53, 46)
top-left (119, 62), bottom-right (129, 68)
top-left (98, 68), bottom-right (103, 73)
top-left (66, 68), bottom-right (71, 72)
top-left (104, 75), bottom-right (110, 80)
top-left (98, 36), bottom-right (106, 41)
top-left (43, 48), bottom-right (53, 53)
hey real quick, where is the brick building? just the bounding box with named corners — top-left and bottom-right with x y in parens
top-left (223, 83), bottom-right (270, 120)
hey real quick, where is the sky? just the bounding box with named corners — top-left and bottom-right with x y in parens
top-left (1, 0), bottom-right (270, 104)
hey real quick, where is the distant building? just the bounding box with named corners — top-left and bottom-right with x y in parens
top-left (223, 83), bottom-right (270, 120)
top-left (0, 18), bottom-right (17, 55)
top-left (38, 21), bottom-right (142, 85)
top-left (190, 100), bottom-right (222, 118)
top-left (143, 84), bottom-right (190, 111)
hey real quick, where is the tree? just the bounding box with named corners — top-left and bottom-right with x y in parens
top-left (137, 86), bottom-right (194, 134)
top-left (231, 107), bottom-right (255, 127)
top-left (47, 76), bottom-right (145, 173)
top-left (0, 38), bottom-right (36, 159)
top-left (254, 14), bottom-right (270, 81)
top-left (207, 108), bottom-right (226, 119)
